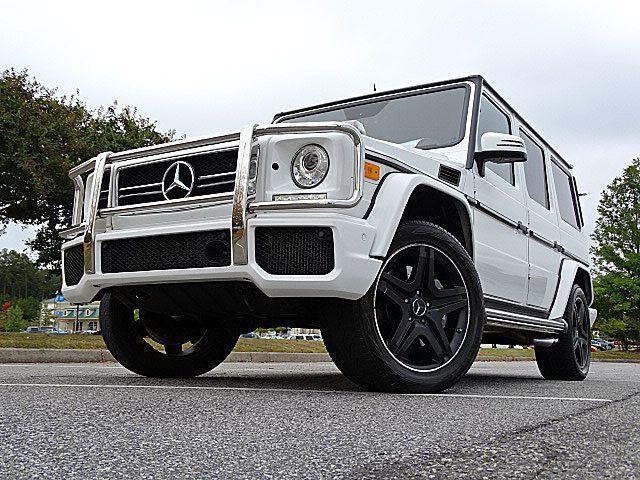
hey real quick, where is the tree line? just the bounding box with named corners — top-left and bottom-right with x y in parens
top-left (0, 69), bottom-right (174, 271)
top-left (0, 248), bottom-right (60, 330)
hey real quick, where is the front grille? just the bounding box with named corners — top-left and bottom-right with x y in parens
top-left (101, 230), bottom-right (230, 273)
top-left (64, 245), bottom-right (84, 286)
top-left (255, 227), bottom-right (334, 275)
top-left (117, 149), bottom-right (238, 206)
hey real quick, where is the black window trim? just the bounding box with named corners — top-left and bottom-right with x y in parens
top-left (274, 83), bottom-right (472, 152)
top-left (478, 93), bottom-right (515, 186)
top-left (572, 176), bottom-right (585, 228)
top-left (519, 128), bottom-right (550, 210)
top-left (550, 156), bottom-right (582, 231)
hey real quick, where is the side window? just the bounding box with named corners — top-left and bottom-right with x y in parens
top-left (520, 131), bottom-right (549, 209)
top-left (477, 96), bottom-right (514, 184)
top-left (551, 161), bottom-right (580, 229)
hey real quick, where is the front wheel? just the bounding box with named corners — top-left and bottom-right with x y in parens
top-left (100, 293), bottom-right (238, 377)
top-left (322, 221), bottom-right (485, 393)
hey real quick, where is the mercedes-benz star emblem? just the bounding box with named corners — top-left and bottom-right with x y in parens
top-left (162, 161), bottom-right (195, 200)
top-left (412, 297), bottom-right (428, 317)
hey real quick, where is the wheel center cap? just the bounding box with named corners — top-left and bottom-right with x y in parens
top-left (412, 297), bottom-right (428, 317)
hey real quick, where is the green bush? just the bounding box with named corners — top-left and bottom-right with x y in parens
top-left (4, 305), bottom-right (26, 332)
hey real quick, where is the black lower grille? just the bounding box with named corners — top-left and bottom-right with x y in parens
top-left (255, 227), bottom-right (334, 275)
top-left (101, 230), bottom-right (231, 273)
top-left (64, 245), bottom-right (84, 286)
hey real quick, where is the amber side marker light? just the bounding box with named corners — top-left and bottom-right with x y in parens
top-left (364, 162), bottom-right (380, 181)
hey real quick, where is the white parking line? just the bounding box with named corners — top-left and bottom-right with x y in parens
top-left (0, 382), bottom-right (613, 402)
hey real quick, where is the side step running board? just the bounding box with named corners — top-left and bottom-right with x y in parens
top-left (485, 308), bottom-right (567, 334)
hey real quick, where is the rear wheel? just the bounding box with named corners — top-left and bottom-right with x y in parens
top-left (322, 221), bottom-right (484, 393)
top-left (535, 285), bottom-right (590, 380)
top-left (100, 293), bottom-right (238, 377)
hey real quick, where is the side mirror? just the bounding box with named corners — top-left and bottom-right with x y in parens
top-left (475, 132), bottom-right (527, 176)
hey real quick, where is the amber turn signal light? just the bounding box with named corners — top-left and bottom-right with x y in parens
top-left (364, 162), bottom-right (380, 181)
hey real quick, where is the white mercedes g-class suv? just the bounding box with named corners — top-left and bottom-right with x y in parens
top-left (61, 76), bottom-right (596, 392)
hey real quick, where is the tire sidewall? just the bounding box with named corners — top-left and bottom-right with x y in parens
top-left (101, 293), bottom-right (237, 377)
top-left (359, 222), bottom-right (484, 391)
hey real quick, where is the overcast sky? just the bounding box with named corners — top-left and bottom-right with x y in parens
top-left (2, 0), bottom-right (639, 253)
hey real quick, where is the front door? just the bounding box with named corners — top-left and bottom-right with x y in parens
top-left (472, 95), bottom-right (529, 305)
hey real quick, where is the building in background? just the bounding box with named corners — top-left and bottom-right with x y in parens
top-left (41, 297), bottom-right (100, 333)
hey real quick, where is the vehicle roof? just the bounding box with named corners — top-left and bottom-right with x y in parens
top-left (273, 75), bottom-right (574, 172)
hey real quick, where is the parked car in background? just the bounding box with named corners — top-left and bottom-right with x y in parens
top-left (592, 339), bottom-right (614, 350)
top-left (287, 334), bottom-right (316, 341)
top-left (23, 326), bottom-right (65, 334)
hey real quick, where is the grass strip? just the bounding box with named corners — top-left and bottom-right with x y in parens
top-left (0, 333), bottom-right (637, 359)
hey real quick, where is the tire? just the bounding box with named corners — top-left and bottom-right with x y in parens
top-left (322, 221), bottom-right (485, 393)
top-left (535, 285), bottom-right (590, 380)
top-left (101, 293), bottom-right (238, 377)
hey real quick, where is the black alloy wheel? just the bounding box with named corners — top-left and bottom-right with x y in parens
top-left (572, 293), bottom-right (590, 370)
top-left (101, 293), bottom-right (238, 377)
top-left (535, 284), bottom-right (591, 381)
top-left (321, 221), bottom-right (484, 393)
top-left (374, 243), bottom-right (470, 371)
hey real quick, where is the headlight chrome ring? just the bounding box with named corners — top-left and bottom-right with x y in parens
top-left (291, 144), bottom-right (330, 189)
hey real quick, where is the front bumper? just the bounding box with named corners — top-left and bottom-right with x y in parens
top-left (62, 122), bottom-right (375, 304)
top-left (62, 212), bottom-right (382, 304)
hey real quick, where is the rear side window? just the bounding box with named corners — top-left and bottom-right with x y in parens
top-left (477, 96), bottom-right (514, 185)
top-left (520, 131), bottom-right (549, 209)
top-left (551, 161), bottom-right (580, 229)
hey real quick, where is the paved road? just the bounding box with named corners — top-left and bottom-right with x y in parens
top-left (0, 361), bottom-right (638, 479)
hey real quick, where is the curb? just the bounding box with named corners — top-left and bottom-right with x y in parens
top-left (0, 348), bottom-right (115, 363)
top-left (0, 348), bottom-right (331, 364)
top-left (475, 356), bottom-right (534, 362)
top-left (0, 348), bottom-right (637, 364)
top-left (227, 352), bottom-right (332, 363)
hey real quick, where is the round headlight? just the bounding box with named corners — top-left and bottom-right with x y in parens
top-left (291, 144), bottom-right (330, 188)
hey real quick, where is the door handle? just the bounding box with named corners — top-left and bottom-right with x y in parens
top-left (516, 221), bottom-right (529, 234)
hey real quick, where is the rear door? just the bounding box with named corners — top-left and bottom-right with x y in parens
top-left (518, 129), bottom-right (562, 309)
top-left (550, 159), bottom-right (589, 264)
top-left (472, 95), bottom-right (529, 304)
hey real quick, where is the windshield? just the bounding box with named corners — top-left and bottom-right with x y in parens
top-left (282, 86), bottom-right (469, 150)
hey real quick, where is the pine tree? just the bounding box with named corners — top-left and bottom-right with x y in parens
top-left (591, 158), bottom-right (640, 347)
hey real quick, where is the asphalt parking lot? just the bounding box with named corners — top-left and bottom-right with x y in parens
top-left (0, 361), bottom-right (638, 479)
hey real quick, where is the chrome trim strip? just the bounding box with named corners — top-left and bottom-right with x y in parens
top-left (197, 179), bottom-right (236, 189)
top-left (118, 190), bottom-right (163, 200)
top-left (71, 175), bottom-right (85, 226)
top-left (60, 224), bottom-right (86, 240)
top-left (99, 192), bottom-right (234, 217)
top-left (198, 171), bottom-right (235, 181)
top-left (119, 182), bottom-right (162, 192)
top-left (83, 151), bottom-right (111, 273)
top-left (485, 307), bottom-right (566, 334)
